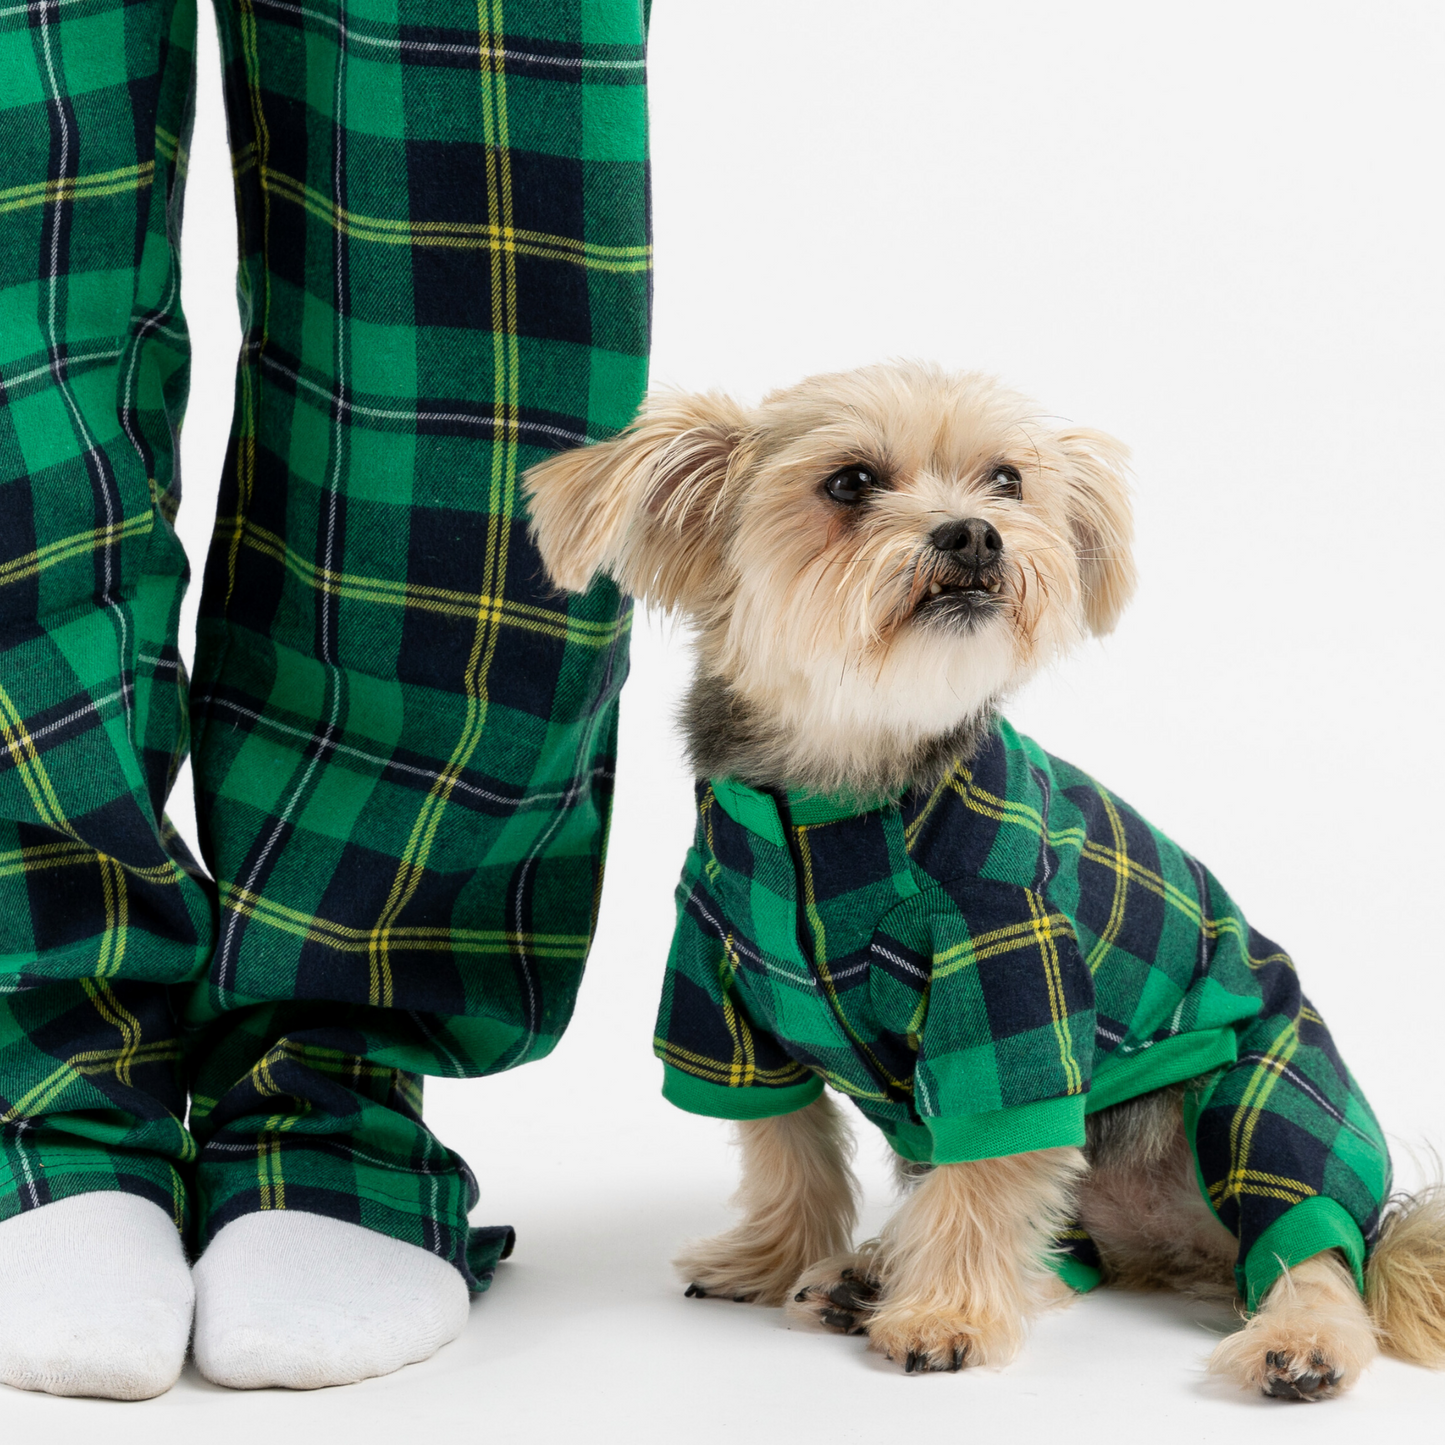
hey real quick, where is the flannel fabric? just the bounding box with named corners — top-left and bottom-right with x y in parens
top-left (657, 718), bottom-right (1391, 1307)
top-left (0, 0), bottom-right (650, 1287)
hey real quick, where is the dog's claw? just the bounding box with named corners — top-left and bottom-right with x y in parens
top-left (684, 1283), bottom-right (706, 1299)
top-left (1260, 1347), bottom-right (1343, 1401)
top-left (904, 1350), bottom-right (921, 1374)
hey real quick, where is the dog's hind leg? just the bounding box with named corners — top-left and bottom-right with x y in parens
top-left (857, 1147), bottom-right (1086, 1372)
top-left (1209, 1252), bottom-right (1377, 1399)
top-left (675, 1093), bottom-right (859, 1307)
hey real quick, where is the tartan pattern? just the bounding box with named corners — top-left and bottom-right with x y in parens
top-left (1, 0), bottom-right (649, 1286)
top-left (657, 717), bottom-right (1392, 1298)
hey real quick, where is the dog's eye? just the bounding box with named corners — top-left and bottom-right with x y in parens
top-left (824, 465), bottom-right (876, 504)
top-left (989, 464), bottom-right (1023, 500)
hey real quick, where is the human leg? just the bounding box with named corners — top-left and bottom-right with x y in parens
top-left (0, 0), bottom-right (212, 1398)
top-left (186, 0), bottom-right (651, 1386)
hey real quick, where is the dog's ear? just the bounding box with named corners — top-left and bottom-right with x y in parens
top-left (522, 391), bottom-right (751, 610)
top-left (1055, 428), bottom-right (1136, 636)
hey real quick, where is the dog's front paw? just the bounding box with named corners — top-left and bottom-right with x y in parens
top-left (787, 1262), bottom-right (881, 1335)
top-left (866, 1306), bottom-right (1012, 1373)
top-left (674, 1230), bottom-right (803, 1306)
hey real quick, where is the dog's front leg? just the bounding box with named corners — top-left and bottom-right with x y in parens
top-left (863, 1147), bottom-right (1086, 1372)
top-left (675, 1092), bottom-right (859, 1307)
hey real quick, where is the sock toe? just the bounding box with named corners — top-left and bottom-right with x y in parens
top-left (193, 1211), bottom-right (469, 1390)
top-left (0, 1192), bottom-right (194, 1400)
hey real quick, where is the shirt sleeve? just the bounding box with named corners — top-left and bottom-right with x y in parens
top-left (654, 851), bottom-right (824, 1120)
top-left (873, 879), bottom-right (1096, 1162)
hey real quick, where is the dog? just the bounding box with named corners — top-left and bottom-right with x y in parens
top-left (522, 362), bottom-right (1445, 1398)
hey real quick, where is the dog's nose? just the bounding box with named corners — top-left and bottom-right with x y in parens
top-left (931, 518), bottom-right (1002, 565)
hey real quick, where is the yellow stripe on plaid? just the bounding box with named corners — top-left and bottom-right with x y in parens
top-left (1027, 887), bottom-right (1084, 1095)
top-left (219, 882), bottom-right (590, 957)
top-left (0, 1041), bottom-right (185, 1123)
top-left (931, 910), bottom-right (1073, 980)
top-left (0, 513), bottom-right (154, 591)
top-left (233, 519), bottom-right (625, 644)
top-left (1216, 1013), bottom-right (1302, 1210)
top-left (716, 931), bottom-right (761, 1088)
top-left (655, 1039), bottom-right (812, 1089)
top-left (363, 1), bottom-right (523, 1011)
top-left (1208, 1169), bottom-right (1317, 1208)
top-left (0, 161), bottom-right (154, 216)
top-left (244, 162), bottom-right (651, 271)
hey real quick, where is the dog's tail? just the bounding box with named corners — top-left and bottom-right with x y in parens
top-left (1365, 1186), bottom-right (1445, 1367)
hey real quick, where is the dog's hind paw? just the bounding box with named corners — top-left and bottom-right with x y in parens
top-left (1207, 1255), bottom-right (1374, 1401)
top-left (1260, 1349), bottom-right (1345, 1401)
top-left (787, 1264), bottom-right (881, 1335)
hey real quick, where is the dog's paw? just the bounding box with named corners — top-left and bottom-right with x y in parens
top-left (865, 1307), bottom-right (990, 1373)
top-left (787, 1265), bottom-right (881, 1335)
top-left (1209, 1320), bottom-right (1358, 1401)
top-left (674, 1231), bottom-right (802, 1306)
top-left (1259, 1348), bottom-right (1346, 1401)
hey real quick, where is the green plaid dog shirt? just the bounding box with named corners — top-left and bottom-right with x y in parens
top-left (1, 0), bottom-right (649, 1286)
top-left (656, 718), bottom-right (1392, 1307)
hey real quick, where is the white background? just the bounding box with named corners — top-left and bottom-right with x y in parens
top-left (12, 0), bottom-right (1444, 1438)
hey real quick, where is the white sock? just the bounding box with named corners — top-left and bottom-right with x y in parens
top-left (192, 1210), bottom-right (470, 1389)
top-left (0, 1191), bottom-right (194, 1400)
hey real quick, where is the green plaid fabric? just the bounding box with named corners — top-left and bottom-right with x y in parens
top-left (1, 0), bottom-right (649, 1287)
top-left (657, 718), bottom-right (1392, 1306)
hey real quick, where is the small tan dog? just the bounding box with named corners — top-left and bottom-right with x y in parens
top-left (524, 362), bottom-right (1445, 1397)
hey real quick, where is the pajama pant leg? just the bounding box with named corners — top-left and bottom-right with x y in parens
top-left (184, 0), bottom-right (651, 1286)
top-left (0, 0), bottom-right (212, 1232)
top-left (1189, 984), bottom-right (1393, 1309)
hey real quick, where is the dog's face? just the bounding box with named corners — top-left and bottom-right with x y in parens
top-left (524, 363), bottom-right (1135, 791)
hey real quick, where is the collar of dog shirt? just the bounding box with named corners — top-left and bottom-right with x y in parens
top-left (708, 777), bottom-right (901, 842)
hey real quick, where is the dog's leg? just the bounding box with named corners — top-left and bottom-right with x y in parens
top-left (1208, 1252), bottom-right (1377, 1400)
top-left (786, 1156), bottom-right (929, 1336)
top-left (675, 1093), bottom-right (858, 1307)
top-left (859, 1147), bottom-right (1086, 1372)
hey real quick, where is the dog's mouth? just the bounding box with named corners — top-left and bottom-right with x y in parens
top-left (913, 568), bottom-right (1006, 629)
top-left (923, 576), bottom-right (1001, 601)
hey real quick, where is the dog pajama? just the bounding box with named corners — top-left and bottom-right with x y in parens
top-left (656, 718), bottom-right (1392, 1307)
top-left (0, 0), bottom-right (650, 1287)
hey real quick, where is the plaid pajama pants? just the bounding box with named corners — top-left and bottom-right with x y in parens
top-left (0, 0), bottom-right (649, 1286)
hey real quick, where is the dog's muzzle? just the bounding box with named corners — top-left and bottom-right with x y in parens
top-left (917, 517), bottom-right (1005, 625)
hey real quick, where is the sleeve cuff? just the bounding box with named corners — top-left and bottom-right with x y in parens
top-left (1240, 1196), bottom-right (1368, 1310)
top-left (924, 1094), bottom-right (1087, 1164)
top-left (661, 1064), bottom-right (825, 1120)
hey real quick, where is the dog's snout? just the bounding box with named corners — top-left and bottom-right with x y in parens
top-left (930, 518), bottom-right (1002, 565)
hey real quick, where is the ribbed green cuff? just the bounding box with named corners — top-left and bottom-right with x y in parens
top-left (924, 1094), bottom-right (1087, 1164)
top-left (1051, 1254), bottom-right (1103, 1294)
top-left (1085, 1027), bottom-right (1239, 1115)
top-left (1240, 1196), bottom-right (1367, 1310)
top-left (661, 1065), bottom-right (825, 1120)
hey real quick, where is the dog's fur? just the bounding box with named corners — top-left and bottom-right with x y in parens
top-left (523, 361), bottom-right (1445, 1396)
